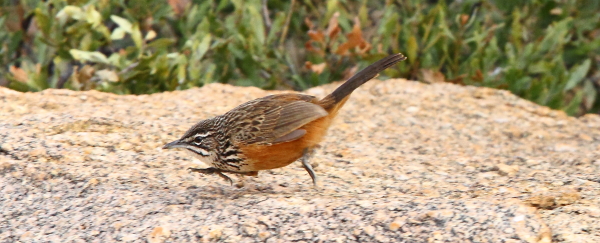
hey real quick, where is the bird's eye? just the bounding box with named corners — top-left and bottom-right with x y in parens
top-left (194, 136), bottom-right (203, 143)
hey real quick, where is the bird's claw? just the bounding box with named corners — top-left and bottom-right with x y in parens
top-left (188, 167), bottom-right (233, 186)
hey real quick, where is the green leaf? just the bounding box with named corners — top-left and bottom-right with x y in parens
top-left (166, 53), bottom-right (180, 59)
top-left (80, 32), bottom-right (93, 50)
top-left (111, 28), bottom-right (126, 40)
top-left (505, 43), bottom-right (516, 65)
top-left (34, 9), bottom-right (51, 35)
top-left (228, 42), bottom-right (245, 59)
top-left (564, 59), bottom-right (591, 91)
top-left (583, 79), bottom-right (596, 110)
top-left (195, 17), bottom-right (210, 36)
top-left (7, 79), bottom-right (31, 92)
top-left (131, 23), bottom-right (143, 50)
top-left (110, 15), bottom-right (132, 33)
top-left (407, 36), bottom-right (418, 64)
top-left (217, 0), bottom-right (232, 11)
top-left (247, 5), bottom-right (265, 45)
top-left (56, 5), bottom-right (84, 22)
top-left (562, 90), bottom-right (583, 116)
top-left (176, 55), bottom-right (188, 83)
top-left (108, 53), bottom-right (123, 67)
top-left (147, 38), bottom-right (176, 49)
top-left (510, 9), bottom-right (522, 50)
top-left (538, 18), bottom-right (571, 54)
top-left (326, 0), bottom-right (339, 20)
top-left (96, 25), bottom-right (112, 41)
top-left (85, 6), bottom-right (102, 27)
top-left (69, 49), bottom-right (110, 64)
top-left (267, 13), bottom-right (286, 45)
top-left (195, 34), bottom-right (212, 60)
top-left (202, 63), bottom-right (216, 85)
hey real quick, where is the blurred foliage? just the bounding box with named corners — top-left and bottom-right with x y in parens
top-left (1, 0), bottom-right (599, 116)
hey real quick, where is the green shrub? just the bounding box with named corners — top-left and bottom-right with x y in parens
top-left (1, 0), bottom-right (598, 115)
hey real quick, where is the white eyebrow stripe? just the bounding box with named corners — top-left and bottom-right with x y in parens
top-left (194, 132), bottom-right (212, 138)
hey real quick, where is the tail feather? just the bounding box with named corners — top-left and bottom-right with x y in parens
top-left (319, 53), bottom-right (407, 110)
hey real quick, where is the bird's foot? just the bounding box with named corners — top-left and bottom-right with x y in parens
top-left (188, 167), bottom-right (259, 186)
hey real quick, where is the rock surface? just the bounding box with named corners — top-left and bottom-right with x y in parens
top-left (1, 80), bottom-right (599, 242)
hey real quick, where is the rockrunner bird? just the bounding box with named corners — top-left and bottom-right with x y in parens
top-left (163, 53), bottom-right (407, 186)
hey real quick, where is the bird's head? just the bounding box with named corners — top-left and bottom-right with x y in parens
top-left (163, 119), bottom-right (218, 159)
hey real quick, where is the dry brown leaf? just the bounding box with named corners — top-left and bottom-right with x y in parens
top-left (145, 30), bottom-right (157, 41)
top-left (305, 61), bottom-right (327, 74)
top-left (335, 42), bottom-right (351, 55)
top-left (142, 17), bottom-right (154, 31)
top-left (72, 65), bottom-right (96, 91)
top-left (9, 66), bottom-right (28, 83)
top-left (305, 17), bottom-right (324, 55)
top-left (335, 17), bottom-right (368, 55)
top-left (550, 8), bottom-right (563, 15)
top-left (496, 83), bottom-right (508, 89)
top-left (326, 12), bottom-right (340, 39)
top-left (447, 74), bottom-right (467, 85)
top-left (328, 26), bottom-right (341, 41)
top-left (71, 66), bottom-right (81, 89)
top-left (460, 14), bottom-right (469, 26)
top-left (471, 69), bottom-right (484, 83)
top-left (304, 61), bottom-right (312, 70)
top-left (357, 41), bottom-right (372, 54)
top-left (168, 0), bottom-right (191, 16)
top-left (95, 69), bottom-right (120, 82)
top-left (304, 41), bottom-right (323, 55)
top-left (308, 30), bottom-right (324, 43)
top-left (420, 69), bottom-right (446, 83)
top-left (79, 65), bottom-right (95, 79)
top-left (304, 17), bottom-right (314, 30)
top-left (4, 5), bottom-right (24, 32)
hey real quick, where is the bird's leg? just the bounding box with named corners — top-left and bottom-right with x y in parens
top-left (189, 167), bottom-right (233, 185)
top-left (301, 148), bottom-right (319, 187)
top-left (188, 167), bottom-right (258, 186)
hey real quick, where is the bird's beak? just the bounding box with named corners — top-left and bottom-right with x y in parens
top-left (162, 140), bottom-right (186, 149)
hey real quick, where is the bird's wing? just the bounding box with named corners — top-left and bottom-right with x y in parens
top-left (227, 94), bottom-right (327, 145)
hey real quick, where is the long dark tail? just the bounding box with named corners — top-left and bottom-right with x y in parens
top-left (319, 53), bottom-right (407, 111)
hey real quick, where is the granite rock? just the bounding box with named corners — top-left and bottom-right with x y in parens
top-left (1, 80), bottom-right (599, 242)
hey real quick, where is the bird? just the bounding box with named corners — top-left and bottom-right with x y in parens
top-left (163, 53), bottom-right (407, 186)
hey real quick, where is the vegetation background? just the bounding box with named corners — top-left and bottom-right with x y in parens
top-left (1, 0), bottom-right (599, 116)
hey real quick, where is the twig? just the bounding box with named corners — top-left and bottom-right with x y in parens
top-left (279, 0), bottom-right (296, 48)
top-left (262, 0), bottom-right (272, 32)
top-left (118, 62), bottom-right (139, 76)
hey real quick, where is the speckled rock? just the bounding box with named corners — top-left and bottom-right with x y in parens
top-left (1, 80), bottom-right (599, 242)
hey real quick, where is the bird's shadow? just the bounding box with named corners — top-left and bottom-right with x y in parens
top-left (182, 180), bottom-right (310, 200)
